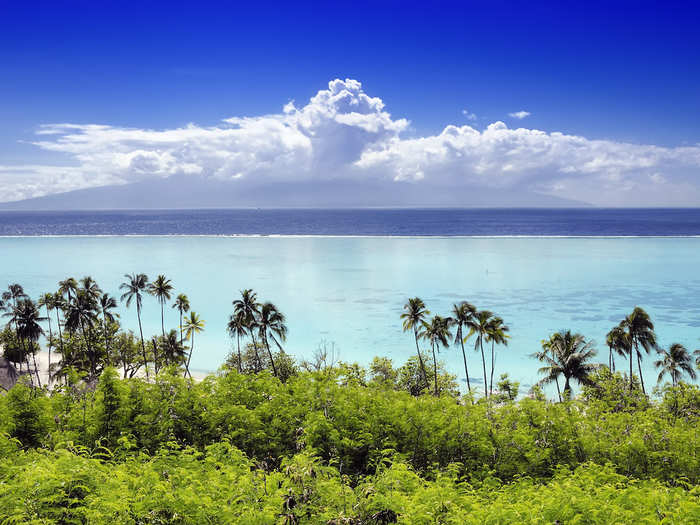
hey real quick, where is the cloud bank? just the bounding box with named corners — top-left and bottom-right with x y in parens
top-left (2, 78), bottom-right (700, 206)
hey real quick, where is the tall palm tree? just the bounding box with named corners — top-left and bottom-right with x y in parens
top-left (172, 294), bottom-right (190, 346)
top-left (99, 292), bottom-right (119, 354)
top-left (487, 316), bottom-right (510, 396)
top-left (120, 273), bottom-right (150, 379)
top-left (622, 307), bottom-right (657, 394)
top-left (227, 310), bottom-right (248, 373)
top-left (149, 275), bottom-right (174, 339)
top-left (257, 302), bottom-right (287, 378)
top-left (52, 294), bottom-right (66, 360)
top-left (3, 284), bottom-right (28, 343)
top-left (401, 298), bottom-right (430, 386)
top-left (536, 330), bottom-right (598, 397)
top-left (232, 289), bottom-right (261, 370)
top-left (655, 343), bottom-right (697, 386)
top-left (183, 311), bottom-right (204, 379)
top-left (536, 335), bottom-right (563, 402)
top-left (65, 290), bottom-right (99, 377)
top-left (37, 293), bottom-right (56, 384)
top-left (421, 315), bottom-right (452, 396)
top-left (58, 278), bottom-right (78, 305)
top-left (14, 298), bottom-right (46, 387)
top-left (451, 301), bottom-right (476, 395)
top-left (466, 309), bottom-right (494, 398)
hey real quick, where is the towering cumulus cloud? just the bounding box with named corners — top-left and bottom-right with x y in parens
top-left (2, 78), bottom-right (700, 206)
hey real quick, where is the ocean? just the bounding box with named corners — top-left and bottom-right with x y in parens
top-left (1, 208), bottom-right (699, 392)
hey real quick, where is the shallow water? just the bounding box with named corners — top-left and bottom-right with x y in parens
top-left (1, 235), bottom-right (699, 391)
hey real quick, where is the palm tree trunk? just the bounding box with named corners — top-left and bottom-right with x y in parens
top-left (179, 310), bottom-right (183, 346)
top-left (186, 332), bottom-right (195, 379)
top-left (413, 327), bottom-right (428, 386)
top-left (250, 331), bottom-right (262, 373)
top-left (31, 349), bottom-right (42, 388)
top-left (636, 348), bottom-right (646, 395)
top-left (160, 302), bottom-right (165, 339)
top-left (551, 348), bottom-right (562, 402)
top-left (489, 340), bottom-right (495, 397)
top-left (55, 308), bottom-right (64, 359)
top-left (479, 338), bottom-right (488, 399)
top-left (431, 342), bottom-right (438, 396)
top-left (79, 318), bottom-right (94, 378)
top-left (137, 306), bottom-right (148, 380)
top-left (102, 315), bottom-right (110, 355)
top-left (564, 376), bottom-right (571, 398)
top-left (45, 305), bottom-right (53, 386)
top-left (459, 332), bottom-right (471, 396)
top-left (237, 333), bottom-right (242, 373)
top-left (629, 346), bottom-right (634, 392)
top-left (264, 333), bottom-right (278, 377)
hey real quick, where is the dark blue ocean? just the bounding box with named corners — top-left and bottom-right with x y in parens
top-left (1, 208), bottom-right (700, 236)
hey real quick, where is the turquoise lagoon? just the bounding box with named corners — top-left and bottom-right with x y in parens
top-left (2, 235), bottom-right (699, 391)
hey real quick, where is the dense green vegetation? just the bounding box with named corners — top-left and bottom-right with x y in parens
top-left (2, 278), bottom-right (700, 523)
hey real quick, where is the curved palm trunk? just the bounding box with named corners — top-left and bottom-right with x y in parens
top-left (31, 344), bottom-right (42, 388)
top-left (186, 331), bottom-right (195, 379)
top-left (263, 332), bottom-right (278, 377)
top-left (236, 333), bottom-right (242, 373)
top-left (489, 340), bottom-right (495, 397)
top-left (413, 327), bottom-right (429, 386)
top-left (458, 327), bottom-right (472, 396)
top-left (479, 338), bottom-right (488, 399)
top-left (431, 341), bottom-right (439, 396)
top-left (629, 345), bottom-right (634, 392)
top-left (137, 305), bottom-right (149, 380)
top-left (55, 308), bottom-right (64, 359)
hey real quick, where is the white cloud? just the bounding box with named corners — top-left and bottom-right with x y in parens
top-left (1, 78), bottom-right (700, 206)
top-left (462, 109), bottom-right (477, 121)
top-left (508, 110), bottom-right (531, 119)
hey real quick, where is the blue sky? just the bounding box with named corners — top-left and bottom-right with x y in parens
top-left (1, 1), bottom-right (700, 206)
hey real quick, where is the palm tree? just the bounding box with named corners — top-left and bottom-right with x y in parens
top-left (160, 329), bottom-right (186, 367)
top-left (183, 311), bottom-right (204, 379)
top-left (257, 302), bottom-right (287, 378)
top-left (536, 335), bottom-right (563, 402)
top-left (621, 307), bottom-right (657, 394)
top-left (232, 289), bottom-right (261, 370)
top-left (3, 284), bottom-right (28, 342)
top-left (58, 277), bottom-right (78, 305)
top-left (37, 293), bottom-right (56, 384)
top-left (655, 343), bottom-right (697, 386)
top-left (65, 290), bottom-right (99, 377)
top-left (401, 298), bottom-right (430, 387)
top-left (149, 275), bottom-right (174, 339)
top-left (14, 298), bottom-right (46, 387)
top-left (120, 273), bottom-right (150, 379)
top-left (80, 276), bottom-right (102, 301)
top-left (487, 316), bottom-right (510, 396)
top-left (466, 309), bottom-right (494, 398)
top-left (421, 315), bottom-right (452, 396)
top-left (227, 310), bottom-right (248, 373)
top-left (172, 294), bottom-right (190, 346)
top-left (605, 324), bottom-right (628, 373)
top-left (536, 330), bottom-right (598, 397)
top-left (99, 293), bottom-right (119, 354)
top-left (451, 301), bottom-right (476, 395)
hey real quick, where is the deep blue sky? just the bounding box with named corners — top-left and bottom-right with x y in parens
top-left (2, 1), bottom-right (699, 157)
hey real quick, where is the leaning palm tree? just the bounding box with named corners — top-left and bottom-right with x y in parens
top-left (232, 289), bottom-right (261, 369)
top-left (536, 335), bottom-right (563, 402)
top-left (120, 273), bottom-right (150, 379)
top-left (99, 292), bottom-right (119, 354)
top-left (451, 301), bottom-right (476, 395)
top-left (536, 330), bottom-right (599, 397)
top-left (227, 310), bottom-right (248, 373)
top-left (257, 302), bottom-right (287, 378)
top-left (3, 283), bottom-right (28, 342)
top-left (183, 311), bottom-right (204, 379)
top-left (621, 307), bottom-right (657, 394)
top-left (65, 290), bottom-right (99, 377)
top-left (655, 343), bottom-right (697, 386)
top-left (15, 298), bottom-right (46, 387)
top-left (172, 294), bottom-right (190, 346)
top-left (605, 324), bottom-right (628, 373)
top-left (487, 316), bottom-right (510, 396)
top-left (466, 309), bottom-right (494, 398)
top-left (401, 298), bottom-right (430, 386)
top-left (149, 275), bottom-right (174, 339)
top-left (421, 315), bottom-right (452, 396)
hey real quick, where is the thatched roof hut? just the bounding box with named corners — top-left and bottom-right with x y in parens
top-left (0, 357), bottom-right (19, 392)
